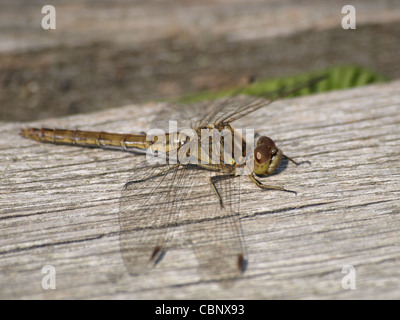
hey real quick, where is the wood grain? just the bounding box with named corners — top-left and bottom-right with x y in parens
top-left (1, 81), bottom-right (400, 299)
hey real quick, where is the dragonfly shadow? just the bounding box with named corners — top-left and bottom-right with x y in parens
top-left (274, 155), bottom-right (311, 175)
top-left (274, 156), bottom-right (289, 174)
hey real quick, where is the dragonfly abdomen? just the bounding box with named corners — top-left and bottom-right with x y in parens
top-left (20, 128), bottom-right (152, 151)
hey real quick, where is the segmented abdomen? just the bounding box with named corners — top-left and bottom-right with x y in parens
top-left (20, 128), bottom-right (151, 151)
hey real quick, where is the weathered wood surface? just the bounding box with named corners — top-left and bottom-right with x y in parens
top-left (1, 81), bottom-right (400, 299)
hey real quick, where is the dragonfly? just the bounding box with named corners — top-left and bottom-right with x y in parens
top-left (20, 76), bottom-right (324, 282)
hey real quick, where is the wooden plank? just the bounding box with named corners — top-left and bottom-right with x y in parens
top-left (1, 81), bottom-right (400, 299)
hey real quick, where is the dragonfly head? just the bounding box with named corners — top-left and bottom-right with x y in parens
top-left (253, 136), bottom-right (282, 176)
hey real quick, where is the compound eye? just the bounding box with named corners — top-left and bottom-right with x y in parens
top-left (254, 144), bottom-right (271, 164)
top-left (257, 136), bottom-right (276, 148)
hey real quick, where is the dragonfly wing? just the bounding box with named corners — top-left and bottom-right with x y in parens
top-left (119, 162), bottom-right (246, 283)
top-left (150, 96), bottom-right (263, 131)
top-left (153, 75), bottom-right (328, 130)
top-left (184, 170), bottom-right (246, 283)
top-left (198, 95), bottom-right (266, 128)
top-left (150, 100), bottom-right (211, 132)
top-left (212, 75), bottom-right (329, 125)
top-left (119, 163), bottom-right (192, 275)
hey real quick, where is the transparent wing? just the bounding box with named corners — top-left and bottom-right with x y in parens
top-left (198, 95), bottom-right (267, 128)
top-left (119, 163), bottom-right (189, 275)
top-left (151, 81), bottom-right (256, 131)
top-left (214, 74), bottom-right (328, 125)
top-left (150, 100), bottom-right (211, 131)
top-left (119, 162), bottom-right (245, 282)
top-left (151, 95), bottom-right (267, 131)
top-left (185, 171), bottom-right (245, 283)
top-left (152, 75), bottom-right (327, 130)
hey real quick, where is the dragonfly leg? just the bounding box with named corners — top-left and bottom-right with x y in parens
top-left (210, 174), bottom-right (235, 208)
top-left (124, 164), bottom-right (180, 189)
top-left (249, 173), bottom-right (297, 195)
